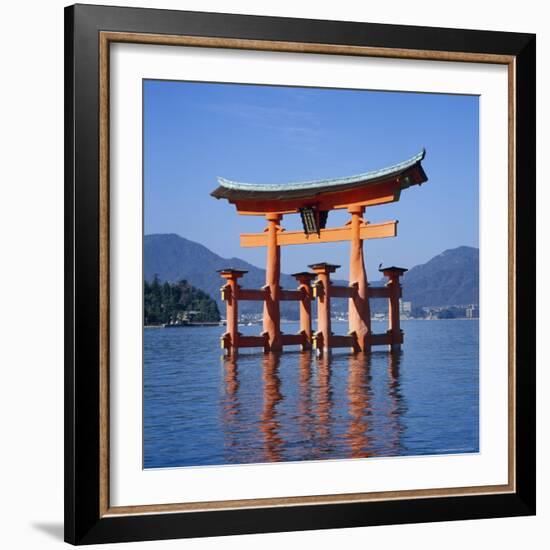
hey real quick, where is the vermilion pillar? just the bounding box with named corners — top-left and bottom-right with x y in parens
top-left (218, 268), bottom-right (247, 355)
top-left (348, 205), bottom-right (371, 351)
top-left (310, 262), bottom-right (340, 353)
top-left (380, 266), bottom-right (407, 351)
top-left (263, 213), bottom-right (283, 351)
top-left (292, 271), bottom-right (316, 350)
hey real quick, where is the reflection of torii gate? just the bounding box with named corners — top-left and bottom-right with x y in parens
top-left (212, 149), bottom-right (428, 355)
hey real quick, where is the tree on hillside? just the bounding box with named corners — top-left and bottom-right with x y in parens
top-left (144, 277), bottom-right (220, 325)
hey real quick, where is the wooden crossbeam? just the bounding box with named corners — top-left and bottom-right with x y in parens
top-left (331, 285), bottom-right (357, 299)
top-left (281, 333), bottom-right (307, 346)
top-left (240, 220), bottom-right (397, 248)
top-left (238, 288), bottom-right (268, 301)
top-left (280, 289), bottom-right (303, 301)
top-left (238, 335), bottom-right (269, 348)
top-left (232, 180), bottom-right (399, 215)
top-left (329, 334), bottom-right (358, 348)
top-left (368, 286), bottom-right (392, 298)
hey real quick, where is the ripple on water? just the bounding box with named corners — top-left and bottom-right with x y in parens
top-left (143, 320), bottom-right (479, 468)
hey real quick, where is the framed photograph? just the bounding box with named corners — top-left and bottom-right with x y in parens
top-left (64, 3), bottom-right (536, 545)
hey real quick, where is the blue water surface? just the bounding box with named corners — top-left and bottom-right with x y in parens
top-left (144, 320), bottom-right (479, 468)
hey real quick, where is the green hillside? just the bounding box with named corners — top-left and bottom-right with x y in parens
top-left (144, 276), bottom-right (220, 325)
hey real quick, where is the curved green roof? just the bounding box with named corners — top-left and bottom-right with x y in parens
top-left (211, 149), bottom-right (426, 201)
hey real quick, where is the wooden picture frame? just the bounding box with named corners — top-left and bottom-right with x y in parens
top-left (65, 3), bottom-right (536, 545)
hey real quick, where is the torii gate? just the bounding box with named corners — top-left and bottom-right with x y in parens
top-left (212, 149), bottom-right (428, 354)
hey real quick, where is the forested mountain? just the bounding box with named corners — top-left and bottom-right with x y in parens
top-left (144, 276), bottom-right (220, 325)
top-left (401, 246), bottom-right (479, 307)
top-left (144, 233), bottom-right (305, 316)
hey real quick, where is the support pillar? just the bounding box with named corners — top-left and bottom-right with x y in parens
top-left (292, 272), bottom-right (316, 350)
top-left (218, 268), bottom-right (247, 355)
top-left (379, 266), bottom-right (407, 351)
top-left (347, 206), bottom-right (371, 351)
top-left (263, 213), bottom-right (283, 351)
top-left (309, 262), bottom-right (340, 353)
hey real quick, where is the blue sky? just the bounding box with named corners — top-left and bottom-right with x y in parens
top-left (144, 80), bottom-right (478, 279)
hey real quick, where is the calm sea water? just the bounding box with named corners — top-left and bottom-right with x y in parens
top-left (144, 320), bottom-right (479, 468)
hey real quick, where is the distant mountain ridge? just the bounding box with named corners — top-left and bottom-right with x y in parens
top-left (144, 234), bottom-right (300, 316)
top-left (144, 234), bottom-right (479, 314)
top-left (401, 246), bottom-right (479, 308)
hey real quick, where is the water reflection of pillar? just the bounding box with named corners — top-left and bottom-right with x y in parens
top-left (386, 350), bottom-right (406, 454)
top-left (315, 354), bottom-right (333, 451)
top-left (261, 353), bottom-right (284, 462)
top-left (222, 356), bottom-right (241, 459)
top-left (224, 356), bottom-right (239, 399)
top-left (346, 353), bottom-right (373, 458)
top-left (298, 351), bottom-right (314, 447)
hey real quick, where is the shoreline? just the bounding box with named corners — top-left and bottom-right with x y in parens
top-left (144, 317), bottom-right (479, 329)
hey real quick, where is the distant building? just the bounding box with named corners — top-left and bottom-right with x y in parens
top-left (400, 300), bottom-right (412, 314)
top-left (466, 305), bottom-right (479, 319)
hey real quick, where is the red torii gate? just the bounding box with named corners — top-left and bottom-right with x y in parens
top-left (212, 149), bottom-right (428, 354)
